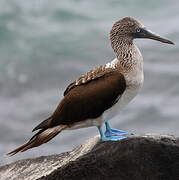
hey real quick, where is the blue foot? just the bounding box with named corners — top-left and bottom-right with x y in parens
top-left (101, 135), bottom-right (127, 141)
top-left (105, 128), bottom-right (129, 137)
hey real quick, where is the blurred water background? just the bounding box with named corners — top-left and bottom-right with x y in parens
top-left (0, 0), bottom-right (178, 165)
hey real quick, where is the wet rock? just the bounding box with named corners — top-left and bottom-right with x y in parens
top-left (1, 134), bottom-right (179, 180)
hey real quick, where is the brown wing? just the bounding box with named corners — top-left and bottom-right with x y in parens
top-left (50, 71), bottom-right (126, 126)
top-left (64, 65), bottom-right (112, 96)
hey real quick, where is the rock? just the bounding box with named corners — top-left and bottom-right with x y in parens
top-left (1, 134), bottom-right (179, 180)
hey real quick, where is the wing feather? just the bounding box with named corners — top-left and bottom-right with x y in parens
top-left (64, 65), bottom-right (112, 96)
top-left (51, 70), bottom-right (126, 126)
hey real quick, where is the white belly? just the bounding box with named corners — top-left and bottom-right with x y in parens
top-left (68, 57), bottom-right (144, 129)
top-left (102, 85), bottom-right (141, 121)
top-left (67, 85), bottom-right (142, 130)
top-left (66, 83), bottom-right (143, 131)
top-left (103, 66), bottom-right (144, 122)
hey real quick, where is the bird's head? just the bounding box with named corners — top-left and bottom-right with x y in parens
top-left (110, 17), bottom-right (174, 45)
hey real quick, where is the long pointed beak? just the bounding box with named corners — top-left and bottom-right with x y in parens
top-left (134, 28), bottom-right (175, 45)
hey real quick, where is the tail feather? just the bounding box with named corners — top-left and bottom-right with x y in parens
top-left (32, 117), bottom-right (52, 132)
top-left (7, 125), bottom-right (67, 156)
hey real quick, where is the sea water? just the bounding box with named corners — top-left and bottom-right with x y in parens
top-left (0, 0), bottom-right (179, 165)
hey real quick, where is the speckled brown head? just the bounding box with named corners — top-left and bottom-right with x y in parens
top-left (110, 17), bottom-right (174, 51)
top-left (110, 17), bottom-right (144, 38)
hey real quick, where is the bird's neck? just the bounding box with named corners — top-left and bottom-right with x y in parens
top-left (110, 37), bottom-right (142, 70)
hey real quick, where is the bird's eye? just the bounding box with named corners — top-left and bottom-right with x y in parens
top-left (136, 28), bottom-right (141, 33)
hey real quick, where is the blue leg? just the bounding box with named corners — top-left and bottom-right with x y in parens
top-left (97, 126), bottom-right (126, 141)
top-left (104, 121), bottom-right (129, 137)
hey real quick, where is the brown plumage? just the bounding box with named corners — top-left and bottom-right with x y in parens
top-left (51, 71), bottom-right (126, 126)
top-left (7, 17), bottom-right (174, 156)
top-left (7, 70), bottom-right (126, 156)
top-left (7, 125), bottom-right (67, 156)
top-left (64, 65), bottom-right (112, 96)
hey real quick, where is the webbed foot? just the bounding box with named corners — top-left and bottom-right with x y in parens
top-left (105, 128), bottom-right (129, 137)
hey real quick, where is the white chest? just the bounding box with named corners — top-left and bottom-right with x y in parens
top-left (103, 56), bottom-right (144, 121)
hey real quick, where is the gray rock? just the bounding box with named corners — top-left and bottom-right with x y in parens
top-left (1, 134), bottom-right (179, 180)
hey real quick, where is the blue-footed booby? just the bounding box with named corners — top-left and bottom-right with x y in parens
top-left (7, 17), bottom-right (174, 156)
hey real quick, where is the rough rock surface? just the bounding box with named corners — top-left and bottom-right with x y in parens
top-left (1, 134), bottom-right (179, 180)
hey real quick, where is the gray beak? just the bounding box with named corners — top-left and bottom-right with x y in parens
top-left (133, 28), bottom-right (174, 45)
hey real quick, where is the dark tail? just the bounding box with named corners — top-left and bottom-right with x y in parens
top-left (7, 125), bottom-right (67, 156)
top-left (32, 117), bottom-right (52, 132)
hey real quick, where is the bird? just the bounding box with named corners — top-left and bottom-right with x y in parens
top-left (7, 17), bottom-right (174, 156)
